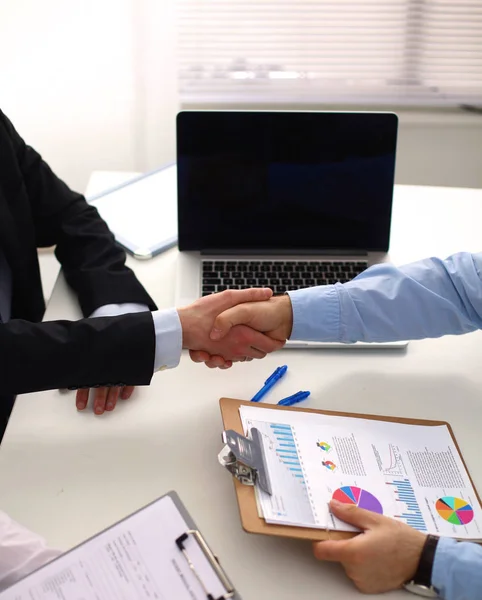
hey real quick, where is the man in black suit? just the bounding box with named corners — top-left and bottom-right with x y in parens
top-left (0, 110), bottom-right (281, 440)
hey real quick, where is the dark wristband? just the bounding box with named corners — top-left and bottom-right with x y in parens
top-left (412, 535), bottom-right (439, 588)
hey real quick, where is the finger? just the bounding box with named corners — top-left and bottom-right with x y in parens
top-left (120, 385), bottom-right (135, 400)
top-left (189, 350), bottom-right (211, 363)
top-left (247, 348), bottom-right (267, 360)
top-left (205, 356), bottom-right (230, 368)
top-left (228, 326), bottom-right (285, 359)
top-left (329, 499), bottom-right (383, 530)
top-left (214, 287), bottom-right (273, 312)
top-left (105, 387), bottom-right (121, 411)
top-left (93, 387), bottom-right (109, 415)
top-left (205, 360), bottom-right (232, 369)
top-left (206, 356), bottom-right (233, 369)
top-left (313, 540), bottom-right (352, 563)
top-left (76, 389), bottom-right (89, 411)
top-left (247, 330), bottom-right (285, 354)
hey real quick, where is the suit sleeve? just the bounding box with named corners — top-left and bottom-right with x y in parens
top-left (0, 113), bottom-right (157, 317)
top-left (0, 312), bottom-right (156, 395)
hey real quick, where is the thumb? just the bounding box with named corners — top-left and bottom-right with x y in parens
top-left (209, 288), bottom-right (272, 340)
top-left (210, 304), bottom-right (255, 340)
top-left (329, 499), bottom-right (383, 530)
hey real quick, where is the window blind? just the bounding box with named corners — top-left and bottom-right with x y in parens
top-left (177, 0), bottom-right (482, 107)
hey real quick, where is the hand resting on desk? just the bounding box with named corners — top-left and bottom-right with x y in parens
top-left (75, 385), bottom-right (135, 415)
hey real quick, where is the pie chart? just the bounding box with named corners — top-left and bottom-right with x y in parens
top-left (332, 486), bottom-right (383, 515)
top-left (436, 497), bottom-right (474, 526)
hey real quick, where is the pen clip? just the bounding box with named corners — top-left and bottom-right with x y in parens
top-left (265, 365), bottom-right (282, 384)
top-left (278, 390), bottom-right (310, 406)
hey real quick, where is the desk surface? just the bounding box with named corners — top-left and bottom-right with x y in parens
top-left (1, 181), bottom-right (482, 599)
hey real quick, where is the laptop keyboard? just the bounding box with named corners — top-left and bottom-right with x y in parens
top-left (201, 260), bottom-right (368, 296)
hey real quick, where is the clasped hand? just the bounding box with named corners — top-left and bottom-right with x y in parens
top-left (179, 287), bottom-right (289, 367)
top-left (189, 291), bottom-right (294, 368)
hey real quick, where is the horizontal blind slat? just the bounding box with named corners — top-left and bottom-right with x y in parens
top-left (178, 0), bottom-right (482, 107)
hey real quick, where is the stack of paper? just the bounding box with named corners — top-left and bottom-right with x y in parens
top-left (90, 164), bottom-right (177, 260)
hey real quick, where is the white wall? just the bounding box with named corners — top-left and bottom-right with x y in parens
top-left (0, 1), bottom-right (480, 192)
top-left (0, 0), bottom-right (179, 193)
top-left (395, 113), bottom-right (482, 189)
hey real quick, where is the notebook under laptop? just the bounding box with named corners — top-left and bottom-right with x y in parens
top-left (175, 110), bottom-right (407, 349)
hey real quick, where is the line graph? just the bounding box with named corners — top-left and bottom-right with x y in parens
top-left (383, 444), bottom-right (406, 478)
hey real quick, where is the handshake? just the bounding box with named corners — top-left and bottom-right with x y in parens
top-left (77, 288), bottom-right (293, 414)
top-left (178, 288), bottom-right (293, 369)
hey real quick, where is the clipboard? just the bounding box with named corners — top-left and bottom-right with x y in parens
top-left (1, 491), bottom-right (241, 600)
top-left (219, 397), bottom-right (482, 542)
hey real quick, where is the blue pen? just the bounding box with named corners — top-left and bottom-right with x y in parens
top-left (251, 365), bottom-right (288, 402)
top-left (277, 391), bottom-right (311, 407)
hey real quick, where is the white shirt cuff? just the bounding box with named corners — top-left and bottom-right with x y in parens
top-left (89, 303), bottom-right (149, 318)
top-left (151, 309), bottom-right (182, 371)
top-left (287, 286), bottom-right (341, 341)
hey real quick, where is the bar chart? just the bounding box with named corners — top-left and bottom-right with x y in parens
top-left (386, 477), bottom-right (427, 531)
top-left (249, 419), bottom-right (316, 526)
top-left (270, 423), bottom-right (305, 483)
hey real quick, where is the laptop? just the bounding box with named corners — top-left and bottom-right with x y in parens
top-left (175, 110), bottom-right (407, 349)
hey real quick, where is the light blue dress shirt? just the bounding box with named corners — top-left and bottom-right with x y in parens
top-left (288, 251), bottom-right (482, 600)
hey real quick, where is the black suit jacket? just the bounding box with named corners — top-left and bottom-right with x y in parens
top-left (0, 110), bottom-right (158, 395)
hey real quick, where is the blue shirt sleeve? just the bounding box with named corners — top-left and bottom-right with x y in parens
top-left (288, 252), bottom-right (482, 342)
top-left (432, 537), bottom-right (482, 600)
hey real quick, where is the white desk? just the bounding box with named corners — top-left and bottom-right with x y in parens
top-left (1, 182), bottom-right (482, 599)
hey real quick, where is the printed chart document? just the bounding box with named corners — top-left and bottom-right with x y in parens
top-left (239, 406), bottom-right (482, 540)
top-left (0, 493), bottom-right (233, 600)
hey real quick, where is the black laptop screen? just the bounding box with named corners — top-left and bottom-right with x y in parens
top-left (177, 111), bottom-right (398, 252)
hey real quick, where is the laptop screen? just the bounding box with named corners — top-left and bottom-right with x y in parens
top-left (177, 111), bottom-right (398, 252)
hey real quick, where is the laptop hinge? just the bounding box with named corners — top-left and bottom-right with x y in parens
top-left (200, 248), bottom-right (368, 256)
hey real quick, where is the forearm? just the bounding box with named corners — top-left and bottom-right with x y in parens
top-left (432, 537), bottom-right (482, 600)
top-left (0, 312), bottom-right (155, 395)
top-left (55, 202), bottom-right (157, 316)
top-left (288, 252), bottom-right (482, 342)
top-left (0, 510), bottom-right (62, 592)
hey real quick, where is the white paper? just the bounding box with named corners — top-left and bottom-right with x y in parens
top-left (240, 406), bottom-right (482, 540)
top-left (90, 166), bottom-right (177, 255)
top-left (0, 495), bottom-right (226, 600)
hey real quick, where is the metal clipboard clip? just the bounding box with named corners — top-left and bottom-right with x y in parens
top-left (176, 529), bottom-right (235, 600)
top-left (218, 428), bottom-right (272, 495)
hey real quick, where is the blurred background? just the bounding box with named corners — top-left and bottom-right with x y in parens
top-left (1, 0), bottom-right (481, 194)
